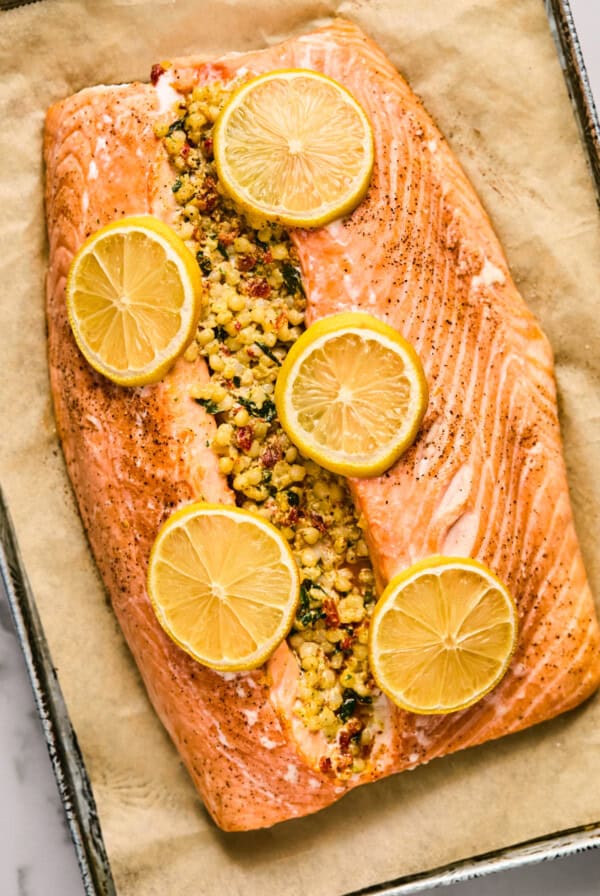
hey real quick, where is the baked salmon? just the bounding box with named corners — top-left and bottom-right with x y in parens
top-left (44, 18), bottom-right (600, 831)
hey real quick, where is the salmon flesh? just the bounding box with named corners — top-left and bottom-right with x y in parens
top-left (44, 19), bottom-right (600, 831)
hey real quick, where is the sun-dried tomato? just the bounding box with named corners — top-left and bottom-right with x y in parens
top-left (198, 176), bottom-right (218, 213)
top-left (322, 598), bottom-right (340, 628)
top-left (340, 634), bottom-right (355, 652)
top-left (338, 719), bottom-right (362, 753)
top-left (248, 278), bottom-right (271, 298)
top-left (308, 512), bottom-right (327, 534)
top-left (338, 730), bottom-right (351, 752)
top-left (202, 193), bottom-right (218, 213)
top-left (261, 444), bottom-right (283, 468)
top-left (150, 63), bottom-right (165, 85)
top-left (235, 426), bottom-right (254, 452)
top-left (284, 507), bottom-right (299, 526)
top-left (237, 254), bottom-right (257, 272)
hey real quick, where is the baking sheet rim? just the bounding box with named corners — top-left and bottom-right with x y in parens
top-left (1, 0), bottom-right (599, 892)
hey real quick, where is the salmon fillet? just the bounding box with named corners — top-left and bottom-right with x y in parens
top-left (44, 19), bottom-right (600, 831)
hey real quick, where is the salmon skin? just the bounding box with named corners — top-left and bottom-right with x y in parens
top-left (44, 19), bottom-right (600, 831)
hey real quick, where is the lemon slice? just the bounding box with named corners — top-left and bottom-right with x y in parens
top-left (66, 215), bottom-right (203, 386)
top-left (147, 503), bottom-right (300, 671)
top-left (274, 312), bottom-right (428, 477)
top-left (369, 557), bottom-right (518, 715)
top-left (213, 69), bottom-right (374, 228)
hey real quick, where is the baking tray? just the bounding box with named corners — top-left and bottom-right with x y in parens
top-left (1, 0), bottom-right (599, 893)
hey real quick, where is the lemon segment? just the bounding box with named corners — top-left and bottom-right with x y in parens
top-left (213, 69), bottom-right (374, 228)
top-left (369, 557), bottom-right (518, 715)
top-left (66, 215), bottom-right (203, 386)
top-left (147, 503), bottom-right (300, 671)
top-left (274, 312), bottom-right (428, 477)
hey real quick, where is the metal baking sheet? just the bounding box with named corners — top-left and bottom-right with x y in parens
top-left (0, 491), bottom-right (116, 896)
top-left (0, 0), bottom-right (598, 892)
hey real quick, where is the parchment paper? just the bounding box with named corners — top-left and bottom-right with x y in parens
top-left (1, 1), bottom-right (600, 894)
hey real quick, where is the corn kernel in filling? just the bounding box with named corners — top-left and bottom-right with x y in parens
top-left (157, 81), bottom-right (381, 779)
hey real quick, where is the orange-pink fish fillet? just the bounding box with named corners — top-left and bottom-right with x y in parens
top-left (44, 19), bottom-right (600, 831)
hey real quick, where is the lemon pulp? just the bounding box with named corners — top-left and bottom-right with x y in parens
top-left (147, 503), bottom-right (300, 671)
top-left (369, 556), bottom-right (518, 714)
top-left (213, 69), bottom-right (374, 228)
top-left (66, 215), bottom-right (202, 386)
top-left (274, 312), bottom-right (428, 477)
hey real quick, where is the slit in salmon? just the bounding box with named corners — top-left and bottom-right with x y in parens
top-left (157, 80), bottom-right (385, 779)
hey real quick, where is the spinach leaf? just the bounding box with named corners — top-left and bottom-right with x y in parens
top-left (167, 118), bottom-right (186, 136)
top-left (336, 694), bottom-right (357, 722)
top-left (281, 261), bottom-right (305, 296)
top-left (194, 398), bottom-right (219, 414)
top-left (343, 687), bottom-right (372, 705)
top-left (196, 254), bottom-right (212, 275)
top-left (300, 608), bottom-right (325, 626)
top-left (297, 580), bottom-right (326, 627)
top-left (238, 396), bottom-right (277, 422)
top-left (255, 342), bottom-right (282, 366)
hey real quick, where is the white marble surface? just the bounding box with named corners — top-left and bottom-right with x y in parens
top-left (1, 2), bottom-right (600, 894)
